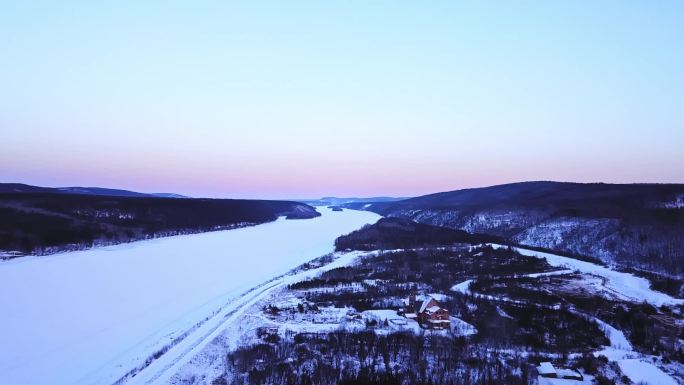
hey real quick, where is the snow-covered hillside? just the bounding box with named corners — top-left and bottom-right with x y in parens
top-left (491, 244), bottom-right (684, 307)
top-left (367, 182), bottom-right (684, 275)
top-left (383, 208), bottom-right (684, 275)
top-left (0, 207), bottom-right (381, 385)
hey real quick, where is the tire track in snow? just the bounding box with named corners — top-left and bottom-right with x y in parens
top-left (128, 280), bottom-right (285, 385)
top-left (125, 250), bottom-right (375, 385)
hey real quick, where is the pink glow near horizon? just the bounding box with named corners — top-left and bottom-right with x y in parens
top-left (3, 147), bottom-right (682, 199)
top-left (2, 2), bottom-right (683, 198)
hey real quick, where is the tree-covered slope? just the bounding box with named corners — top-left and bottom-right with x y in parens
top-left (359, 182), bottom-right (684, 274)
top-left (0, 192), bottom-right (319, 256)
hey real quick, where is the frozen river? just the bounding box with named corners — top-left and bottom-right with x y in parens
top-left (0, 207), bottom-right (380, 385)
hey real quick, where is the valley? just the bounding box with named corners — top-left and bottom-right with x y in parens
top-left (142, 217), bottom-right (684, 385)
top-left (1, 185), bottom-right (682, 385)
top-left (0, 187), bottom-right (319, 257)
top-left (0, 207), bottom-right (380, 385)
top-left (6, 2), bottom-right (683, 383)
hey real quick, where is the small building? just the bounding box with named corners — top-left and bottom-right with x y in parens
top-left (536, 362), bottom-right (583, 380)
top-left (346, 312), bottom-right (362, 321)
top-left (556, 368), bottom-right (583, 380)
top-left (405, 294), bottom-right (450, 329)
top-left (537, 362), bottom-right (557, 378)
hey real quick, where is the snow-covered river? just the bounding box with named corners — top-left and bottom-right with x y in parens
top-left (0, 207), bottom-right (380, 385)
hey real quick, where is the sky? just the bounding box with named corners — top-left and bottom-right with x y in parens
top-left (1, 1), bottom-right (683, 199)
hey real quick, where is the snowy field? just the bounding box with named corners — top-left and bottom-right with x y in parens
top-left (136, 249), bottom-right (380, 385)
top-left (490, 244), bottom-right (684, 307)
top-left (150, 251), bottom-right (478, 385)
top-left (0, 207), bottom-right (380, 385)
top-left (485, 245), bottom-right (681, 385)
top-left (617, 359), bottom-right (678, 385)
top-left (450, 245), bottom-right (681, 385)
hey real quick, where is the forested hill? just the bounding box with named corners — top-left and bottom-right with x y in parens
top-left (0, 182), bottom-right (186, 198)
top-left (0, 191), bottom-right (319, 257)
top-left (335, 217), bottom-right (501, 251)
top-left (356, 181), bottom-right (684, 274)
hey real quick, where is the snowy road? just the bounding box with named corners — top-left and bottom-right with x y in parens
top-left (126, 280), bottom-right (286, 385)
top-left (490, 244), bottom-right (684, 307)
top-left (0, 207), bottom-right (380, 385)
top-left (592, 315), bottom-right (678, 385)
top-left (130, 249), bottom-right (374, 385)
top-left (456, 244), bottom-right (681, 385)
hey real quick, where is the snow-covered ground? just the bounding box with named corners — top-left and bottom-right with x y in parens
top-left (525, 269), bottom-right (574, 278)
top-left (359, 310), bottom-right (423, 334)
top-left (617, 359), bottom-right (679, 385)
top-left (590, 316), bottom-right (679, 385)
top-left (451, 316), bottom-right (478, 336)
top-left (452, 245), bottom-right (681, 385)
top-left (489, 244), bottom-right (684, 307)
top-left (136, 249), bottom-right (380, 385)
top-left (157, 266), bottom-right (479, 385)
top-left (0, 207), bottom-right (380, 385)
top-left (537, 374), bottom-right (595, 385)
top-left (592, 318), bottom-right (633, 355)
top-left (451, 279), bottom-right (473, 294)
top-left (450, 270), bottom-right (574, 294)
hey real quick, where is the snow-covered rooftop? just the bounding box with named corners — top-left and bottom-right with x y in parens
top-left (556, 368), bottom-right (582, 379)
top-left (419, 298), bottom-right (433, 313)
top-left (537, 362), bottom-right (556, 375)
top-left (425, 305), bottom-right (442, 313)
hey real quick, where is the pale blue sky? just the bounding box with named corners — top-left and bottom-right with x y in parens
top-left (1, 1), bottom-right (683, 198)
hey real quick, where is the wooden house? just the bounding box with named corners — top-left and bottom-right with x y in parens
top-left (405, 294), bottom-right (450, 329)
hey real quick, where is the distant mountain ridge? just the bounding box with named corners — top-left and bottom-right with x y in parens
top-left (355, 181), bottom-right (684, 275)
top-left (0, 183), bottom-right (187, 198)
top-left (302, 196), bottom-right (408, 206)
